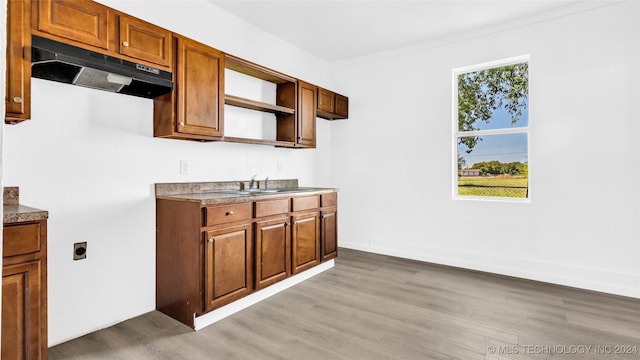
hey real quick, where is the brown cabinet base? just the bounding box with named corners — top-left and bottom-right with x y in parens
top-left (2, 220), bottom-right (48, 360)
top-left (156, 189), bottom-right (338, 328)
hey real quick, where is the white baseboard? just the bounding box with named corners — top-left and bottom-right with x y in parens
top-left (193, 260), bottom-right (335, 330)
top-left (340, 241), bottom-right (640, 299)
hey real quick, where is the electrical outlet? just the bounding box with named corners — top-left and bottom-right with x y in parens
top-left (180, 160), bottom-right (189, 175)
top-left (74, 242), bottom-right (87, 261)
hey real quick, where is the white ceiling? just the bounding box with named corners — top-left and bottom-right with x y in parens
top-left (206, 0), bottom-right (612, 62)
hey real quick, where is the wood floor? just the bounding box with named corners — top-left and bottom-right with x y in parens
top-left (49, 249), bottom-right (640, 360)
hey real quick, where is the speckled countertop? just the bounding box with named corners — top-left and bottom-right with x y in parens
top-left (3, 187), bottom-right (49, 224)
top-left (155, 180), bottom-right (338, 206)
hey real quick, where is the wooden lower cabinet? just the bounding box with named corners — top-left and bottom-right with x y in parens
top-left (291, 212), bottom-right (320, 274)
top-left (2, 220), bottom-right (48, 360)
top-left (321, 209), bottom-right (338, 261)
top-left (204, 224), bottom-right (253, 311)
top-left (156, 191), bottom-right (337, 328)
top-left (2, 261), bottom-right (43, 360)
top-left (320, 192), bottom-right (338, 261)
top-left (254, 217), bottom-right (290, 290)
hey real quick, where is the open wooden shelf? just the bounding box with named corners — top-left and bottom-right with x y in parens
top-left (224, 94), bottom-right (295, 115)
top-left (225, 54), bottom-right (296, 84)
top-left (223, 136), bottom-right (295, 147)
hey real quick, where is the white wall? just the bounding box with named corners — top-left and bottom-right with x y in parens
top-left (2, 1), bottom-right (332, 345)
top-left (331, 1), bottom-right (640, 298)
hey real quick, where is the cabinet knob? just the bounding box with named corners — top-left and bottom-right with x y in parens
top-left (122, 41), bottom-right (129, 47)
top-left (209, 238), bottom-right (214, 243)
top-left (226, 211), bottom-right (234, 216)
top-left (179, 121), bottom-right (185, 126)
top-left (13, 97), bottom-right (23, 104)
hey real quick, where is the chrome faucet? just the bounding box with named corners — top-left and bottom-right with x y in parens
top-left (264, 176), bottom-right (269, 189)
top-left (248, 174), bottom-right (257, 189)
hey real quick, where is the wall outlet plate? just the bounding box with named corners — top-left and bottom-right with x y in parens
top-left (74, 242), bottom-right (87, 260)
top-left (180, 160), bottom-right (189, 175)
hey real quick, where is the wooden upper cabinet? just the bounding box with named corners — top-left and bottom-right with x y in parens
top-left (316, 87), bottom-right (349, 120)
top-left (36, 0), bottom-right (109, 49)
top-left (154, 35), bottom-right (224, 140)
top-left (117, 15), bottom-right (172, 67)
top-left (276, 81), bottom-right (316, 147)
top-left (317, 87), bottom-right (335, 114)
top-left (5, 0), bottom-right (32, 124)
top-left (297, 81), bottom-right (317, 148)
top-left (34, 0), bottom-right (172, 70)
top-left (334, 94), bottom-right (349, 119)
top-left (176, 36), bottom-right (224, 137)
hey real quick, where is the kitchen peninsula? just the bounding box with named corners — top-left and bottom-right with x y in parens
top-left (155, 180), bottom-right (338, 329)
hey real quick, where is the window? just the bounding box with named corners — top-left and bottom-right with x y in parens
top-left (453, 56), bottom-right (529, 201)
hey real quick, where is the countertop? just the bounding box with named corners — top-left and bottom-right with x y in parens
top-left (4, 204), bottom-right (49, 224)
top-left (156, 187), bottom-right (338, 206)
top-left (155, 180), bottom-right (337, 206)
top-left (3, 186), bottom-right (49, 224)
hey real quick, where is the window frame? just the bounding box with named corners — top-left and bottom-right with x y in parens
top-left (452, 55), bottom-right (531, 203)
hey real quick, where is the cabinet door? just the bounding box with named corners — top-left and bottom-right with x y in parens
top-left (255, 217), bottom-right (290, 290)
top-left (118, 15), bottom-right (172, 68)
top-left (5, 0), bottom-right (31, 124)
top-left (36, 0), bottom-right (109, 49)
top-left (334, 94), bottom-right (349, 119)
top-left (204, 224), bottom-right (252, 311)
top-left (297, 81), bottom-right (316, 148)
top-left (174, 35), bottom-right (224, 137)
top-left (291, 212), bottom-right (320, 274)
top-left (317, 88), bottom-right (335, 114)
top-left (2, 261), bottom-right (43, 360)
top-left (321, 209), bottom-right (338, 261)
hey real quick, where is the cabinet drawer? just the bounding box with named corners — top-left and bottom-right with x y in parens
top-left (3, 222), bottom-right (42, 257)
top-left (292, 195), bottom-right (319, 212)
top-left (205, 203), bottom-right (252, 226)
top-left (255, 198), bottom-right (289, 218)
top-left (321, 192), bottom-right (337, 207)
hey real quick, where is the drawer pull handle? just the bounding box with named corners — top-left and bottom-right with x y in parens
top-left (13, 97), bottom-right (23, 103)
top-left (226, 211), bottom-right (234, 216)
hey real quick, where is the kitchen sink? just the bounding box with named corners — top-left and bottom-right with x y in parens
top-left (218, 188), bottom-right (316, 196)
top-left (246, 188), bottom-right (280, 193)
top-left (218, 189), bottom-right (283, 195)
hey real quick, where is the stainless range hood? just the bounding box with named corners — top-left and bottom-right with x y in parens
top-left (31, 35), bottom-right (173, 99)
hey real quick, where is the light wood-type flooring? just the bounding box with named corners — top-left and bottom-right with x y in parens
top-left (49, 249), bottom-right (640, 360)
